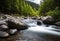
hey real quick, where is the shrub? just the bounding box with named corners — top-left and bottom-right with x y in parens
top-left (47, 9), bottom-right (60, 21)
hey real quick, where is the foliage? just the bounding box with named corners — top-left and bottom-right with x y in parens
top-left (39, 0), bottom-right (60, 16)
top-left (38, 0), bottom-right (60, 21)
top-left (39, 0), bottom-right (54, 16)
top-left (0, 0), bottom-right (39, 17)
top-left (47, 7), bottom-right (60, 21)
top-left (25, 1), bottom-right (39, 10)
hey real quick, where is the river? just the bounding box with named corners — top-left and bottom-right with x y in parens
top-left (0, 19), bottom-right (60, 41)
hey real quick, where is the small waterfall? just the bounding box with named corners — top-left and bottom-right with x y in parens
top-left (22, 18), bottom-right (60, 36)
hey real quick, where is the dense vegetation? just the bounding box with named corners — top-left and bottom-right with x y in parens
top-left (25, 1), bottom-right (39, 10)
top-left (0, 0), bottom-right (39, 16)
top-left (39, 0), bottom-right (60, 21)
top-left (0, 0), bottom-right (60, 20)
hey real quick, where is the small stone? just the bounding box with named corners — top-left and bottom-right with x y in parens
top-left (9, 29), bottom-right (17, 35)
top-left (55, 22), bottom-right (60, 26)
top-left (24, 17), bottom-right (27, 19)
top-left (31, 17), bottom-right (36, 20)
top-left (0, 21), bottom-right (8, 25)
top-left (37, 20), bottom-right (42, 25)
top-left (0, 31), bottom-right (9, 37)
top-left (0, 25), bottom-right (8, 31)
top-left (0, 25), bottom-right (8, 28)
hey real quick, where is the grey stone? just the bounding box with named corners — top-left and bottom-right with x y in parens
top-left (0, 31), bottom-right (9, 37)
top-left (0, 21), bottom-right (8, 25)
top-left (9, 29), bottom-right (17, 35)
top-left (55, 22), bottom-right (60, 26)
top-left (7, 17), bottom-right (28, 30)
top-left (31, 17), bottom-right (37, 20)
top-left (0, 25), bottom-right (8, 31)
top-left (2, 15), bottom-right (12, 19)
top-left (41, 16), bottom-right (54, 24)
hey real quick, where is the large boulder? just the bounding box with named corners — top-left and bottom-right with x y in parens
top-left (0, 31), bottom-right (9, 37)
top-left (55, 22), bottom-right (60, 26)
top-left (7, 17), bottom-right (28, 30)
top-left (41, 16), bottom-right (54, 24)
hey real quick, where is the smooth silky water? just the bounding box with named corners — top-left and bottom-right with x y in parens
top-left (0, 18), bottom-right (60, 41)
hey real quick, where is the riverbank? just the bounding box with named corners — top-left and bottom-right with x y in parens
top-left (0, 14), bottom-right (60, 41)
top-left (0, 15), bottom-right (28, 37)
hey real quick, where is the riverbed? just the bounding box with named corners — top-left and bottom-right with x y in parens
top-left (0, 19), bottom-right (60, 41)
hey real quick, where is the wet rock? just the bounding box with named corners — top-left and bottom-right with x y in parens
top-left (2, 15), bottom-right (7, 19)
top-left (2, 15), bottom-right (12, 19)
top-left (7, 17), bottom-right (28, 30)
top-left (31, 17), bottom-right (37, 20)
top-left (41, 16), bottom-right (54, 24)
top-left (0, 21), bottom-right (8, 25)
top-left (55, 22), bottom-right (60, 26)
top-left (37, 17), bottom-right (41, 20)
top-left (37, 20), bottom-right (41, 25)
top-left (24, 17), bottom-right (27, 19)
top-left (0, 25), bottom-right (8, 31)
top-left (9, 29), bottom-right (17, 35)
top-left (0, 25), bottom-right (8, 28)
top-left (0, 31), bottom-right (9, 37)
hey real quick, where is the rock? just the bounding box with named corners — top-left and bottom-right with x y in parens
top-left (2, 15), bottom-right (12, 19)
top-left (24, 17), bottom-right (27, 19)
top-left (7, 17), bottom-right (28, 30)
top-left (0, 31), bottom-right (9, 37)
top-left (41, 16), bottom-right (54, 24)
top-left (55, 22), bottom-right (60, 26)
top-left (37, 20), bottom-right (42, 25)
top-left (2, 15), bottom-right (7, 19)
top-left (0, 25), bottom-right (8, 28)
top-left (31, 17), bottom-right (37, 20)
top-left (9, 29), bottom-right (17, 35)
top-left (0, 25), bottom-right (8, 31)
top-left (0, 21), bottom-right (8, 25)
top-left (37, 17), bottom-right (41, 20)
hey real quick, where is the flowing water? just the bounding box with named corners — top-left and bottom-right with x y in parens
top-left (0, 19), bottom-right (60, 41)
